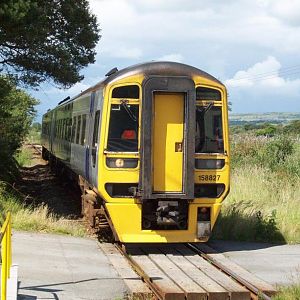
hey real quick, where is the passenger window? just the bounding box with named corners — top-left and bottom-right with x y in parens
top-left (112, 85), bottom-right (139, 99)
top-left (76, 116), bottom-right (81, 144)
top-left (195, 106), bottom-right (224, 153)
top-left (68, 118), bottom-right (72, 141)
top-left (92, 110), bottom-right (101, 167)
top-left (196, 87), bottom-right (221, 101)
top-left (81, 115), bottom-right (86, 145)
top-left (72, 116), bottom-right (76, 143)
top-left (107, 104), bottom-right (139, 152)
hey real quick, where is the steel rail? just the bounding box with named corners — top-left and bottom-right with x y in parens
top-left (187, 243), bottom-right (272, 300)
top-left (115, 243), bottom-right (165, 300)
top-left (30, 143), bottom-right (42, 154)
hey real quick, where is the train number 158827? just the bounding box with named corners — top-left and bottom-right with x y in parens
top-left (199, 175), bottom-right (220, 181)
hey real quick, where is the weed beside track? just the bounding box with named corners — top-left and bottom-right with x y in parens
top-left (0, 144), bottom-right (86, 236)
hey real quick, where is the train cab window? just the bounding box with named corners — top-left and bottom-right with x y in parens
top-left (107, 104), bottom-right (139, 152)
top-left (112, 85), bottom-right (139, 99)
top-left (92, 110), bottom-right (101, 167)
top-left (76, 115), bottom-right (81, 144)
top-left (195, 106), bottom-right (224, 153)
top-left (81, 114), bottom-right (86, 145)
top-left (196, 87), bottom-right (221, 101)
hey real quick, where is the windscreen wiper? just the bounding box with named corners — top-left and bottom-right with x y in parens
top-left (121, 100), bottom-right (137, 122)
top-left (197, 102), bottom-right (213, 116)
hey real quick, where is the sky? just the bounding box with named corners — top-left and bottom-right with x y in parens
top-left (31, 0), bottom-right (300, 121)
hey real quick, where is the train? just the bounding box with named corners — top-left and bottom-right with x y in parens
top-left (41, 61), bottom-right (230, 243)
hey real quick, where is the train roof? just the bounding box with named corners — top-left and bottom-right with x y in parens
top-left (102, 61), bottom-right (223, 85)
top-left (55, 61), bottom-right (223, 108)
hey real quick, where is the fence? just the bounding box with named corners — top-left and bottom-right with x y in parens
top-left (0, 212), bottom-right (12, 300)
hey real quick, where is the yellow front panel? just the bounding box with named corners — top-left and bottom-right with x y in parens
top-left (105, 202), bottom-right (222, 243)
top-left (153, 93), bottom-right (184, 192)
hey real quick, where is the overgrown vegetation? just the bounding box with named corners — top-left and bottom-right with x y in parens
top-left (272, 283), bottom-right (300, 300)
top-left (27, 122), bottom-right (41, 144)
top-left (213, 121), bottom-right (300, 243)
top-left (0, 180), bottom-right (85, 236)
top-left (0, 78), bottom-right (85, 236)
top-left (0, 76), bottom-right (38, 181)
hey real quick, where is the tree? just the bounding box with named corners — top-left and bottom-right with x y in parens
top-left (0, 76), bottom-right (38, 158)
top-left (0, 0), bottom-right (100, 88)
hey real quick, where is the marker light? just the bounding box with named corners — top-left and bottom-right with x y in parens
top-left (195, 159), bottom-right (225, 169)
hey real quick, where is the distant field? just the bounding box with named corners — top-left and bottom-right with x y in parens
top-left (229, 112), bottom-right (300, 125)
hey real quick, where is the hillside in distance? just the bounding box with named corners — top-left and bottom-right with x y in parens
top-left (229, 112), bottom-right (300, 125)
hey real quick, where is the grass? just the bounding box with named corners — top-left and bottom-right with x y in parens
top-left (14, 147), bottom-right (32, 167)
top-left (213, 133), bottom-right (300, 243)
top-left (272, 284), bottom-right (300, 299)
top-left (0, 178), bottom-right (86, 237)
top-left (26, 128), bottom-right (41, 144)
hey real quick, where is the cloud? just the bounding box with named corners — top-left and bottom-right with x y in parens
top-left (226, 56), bottom-right (300, 89)
top-left (32, 0), bottom-right (300, 117)
top-left (225, 56), bottom-right (300, 112)
top-left (260, 0), bottom-right (300, 26)
top-left (156, 53), bottom-right (184, 62)
top-left (101, 46), bottom-right (143, 59)
top-left (225, 56), bottom-right (282, 87)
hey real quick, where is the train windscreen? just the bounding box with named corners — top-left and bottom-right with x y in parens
top-left (107, 104), bottom-right (139, 152)
top-left (195, 106), bottom-right (224, 153)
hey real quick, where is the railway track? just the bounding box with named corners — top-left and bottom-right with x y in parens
top-left (110, 242), bottom-right (276, 300)
top-left (30, 143), bottom-right (42, 154)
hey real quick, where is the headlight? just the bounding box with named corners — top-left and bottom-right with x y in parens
top-left (106, 158), bottom-right (138, 168)
top-left (195, 159), bottom-right (225, 169)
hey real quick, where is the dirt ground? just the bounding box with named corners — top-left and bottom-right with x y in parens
top-left (18, 144), bottom-right (82, 219)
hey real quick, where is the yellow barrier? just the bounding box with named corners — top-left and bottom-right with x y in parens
top-left (0, 212), bottom-right (12, 300)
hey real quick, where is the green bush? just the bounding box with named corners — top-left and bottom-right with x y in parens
top-left (231, 134), bottom-right (298, 176)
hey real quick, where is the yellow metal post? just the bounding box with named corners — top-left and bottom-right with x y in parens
top-left (1, 212), bottom-right (12, 300)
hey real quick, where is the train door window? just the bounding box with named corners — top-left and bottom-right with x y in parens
top-left (76, 115), bottom-right (81, 144)
top-left (92, 110), bottom-right (100, 167)
top-left (81, 114), bottom-right (86, 145)
top-left (195, 106), bottom-right (224, 153)
top-left (72, 116), bottom-right (76, 143)
top-left (107, 104), bottom-right (139, 152)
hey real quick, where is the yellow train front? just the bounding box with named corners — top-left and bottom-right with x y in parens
top-left (41, 62), bottom-right (230, 243)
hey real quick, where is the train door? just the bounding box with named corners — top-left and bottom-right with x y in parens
top-left (85, 90), bottom-right (103, 186)
top-left (140, 77), bottom-right (195, 200)
top-left (153, 93), bottom-right (184, 192)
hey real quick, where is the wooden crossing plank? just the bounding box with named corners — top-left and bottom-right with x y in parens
top-left (175, 245), bottom-right (251, 300)
top-left (99, 243), bottom-right (152, 298)
top-left (195, 244), bottom-right (277, 296)
top-left (127, 246), bottom-right (185, 300)
top-left (142, 247), bottom-right (207, 300)
top-left (159, 245), bottom-right (229, 300)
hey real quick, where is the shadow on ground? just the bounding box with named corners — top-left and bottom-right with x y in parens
top-left (18, 160), bottom-right (81, 219)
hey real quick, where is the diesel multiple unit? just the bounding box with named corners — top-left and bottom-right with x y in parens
top-left (41, 61), bottom-right (230, 243)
